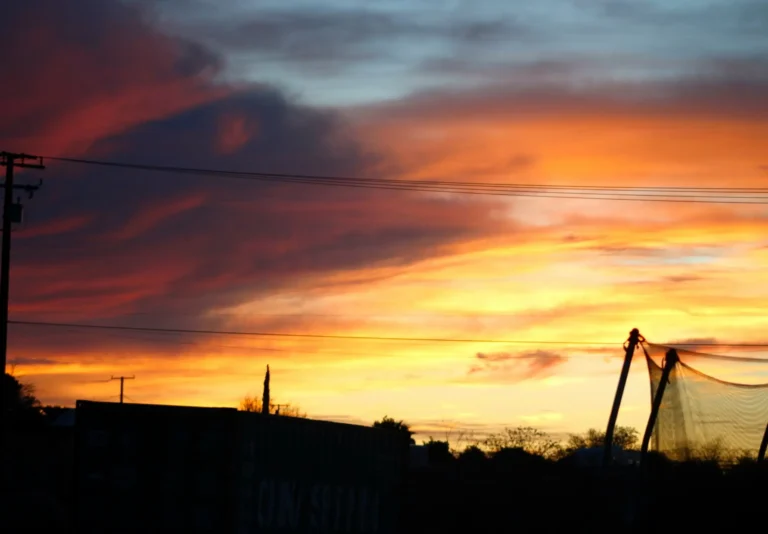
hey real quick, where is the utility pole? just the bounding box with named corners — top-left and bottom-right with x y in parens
top-left (110, 375), bottom-right (135, 404)
top-left (0, 152), bottom-right (44, 418)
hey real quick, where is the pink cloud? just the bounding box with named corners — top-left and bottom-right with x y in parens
top-left (0, 0), bottom-right (227, 157)
top-left (16, 214), bottom-right (93, 239)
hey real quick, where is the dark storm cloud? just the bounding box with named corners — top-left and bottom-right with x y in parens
top-left (149, 3), bottom-right (532, 75)
top-left (0, 0), bottom-right (225, 155)
top-left (11, 88), bottom-right (512, 332)
top-left (1, 0), bottom-right (517, 345)
top-left (196, 9), bottom-right (528, 51)
top-left (577, 0), bottom-right (768, 36)
top-left (155, 1), bottom-right (768, 90)
top-left (417, 57), bottom-right (583, 82)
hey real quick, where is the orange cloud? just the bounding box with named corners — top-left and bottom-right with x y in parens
top-left (353, 80), bottom-right (768, 188)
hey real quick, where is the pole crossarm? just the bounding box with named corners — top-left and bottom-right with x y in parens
top-left (0, 152), bottom-right (45, 170)
top-left (110, 375), bottom-right (135, 404)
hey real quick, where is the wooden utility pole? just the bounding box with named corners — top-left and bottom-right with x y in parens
top-left (0, 152), bottom-right (44, 416)
top-left (110, 375), bottom-right (135, 404)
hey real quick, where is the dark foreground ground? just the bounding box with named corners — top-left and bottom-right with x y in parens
top-left (405, 451), bottom-right (766, 533)
top-left (3, 426), bottom-right (766, 533)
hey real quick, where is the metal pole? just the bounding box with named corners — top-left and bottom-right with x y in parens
top-left (0, 155), bottom-right (15, 404)
top-left (603, 328), bottom-right (643, 466)
top-left (759, 423), bottom-right (768, 462)
top-left (640, 349), bottom-right (679, 464)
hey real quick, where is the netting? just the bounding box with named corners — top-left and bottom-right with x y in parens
top-left (644, 343), bottom-right (768, 463)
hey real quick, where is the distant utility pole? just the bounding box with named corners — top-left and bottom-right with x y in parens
top-left (0, 152), bottom-right (44, 417)
top-left (110, 375), bottom-right (135, 404)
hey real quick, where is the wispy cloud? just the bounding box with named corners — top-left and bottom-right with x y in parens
top-left (467, 350), bottom-right (567, 382)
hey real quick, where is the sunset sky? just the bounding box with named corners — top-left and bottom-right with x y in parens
top-left (3, 0), bottom-right (768, 442)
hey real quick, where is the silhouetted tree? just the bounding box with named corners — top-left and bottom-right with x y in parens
top-left (449, 429), bottom-right (478, 455)
top-left (457, 445), bottom-right (487, 466)
top-left (422, 437), bottom-right (454, 464)
top-left (239, 395), bottom-right (261, 412)
top-left (491, 447), bottom-right (549, 473)
top-left (3, 372), bottom-right (43, 428)
top-left (238, 395), bottom-right (307, 417)
top-left (272, 403), bottom-right (307, 418)
top-left (566, 426), bottom-right (639, 451)
top-left (695, 437), bottom-right (732, 464)
top-left (373, 416), bottom-right (415, 444)
top-left (483, 426), bottom-right (562, 458)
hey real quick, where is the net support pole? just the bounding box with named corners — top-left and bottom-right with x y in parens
top-left (603, 328), bottom-right (643, 466)
top-left (759, 423), bottom-right (768, 462)
top-left (640, 349), bottom-right (679, 465)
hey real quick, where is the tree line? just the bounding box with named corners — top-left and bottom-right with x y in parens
top-left (373, 416), bottom-right (763, 466)
top-left (3, 372), bottom-right (68, 429)
top-left (372, 414), bottom-right (640, 461)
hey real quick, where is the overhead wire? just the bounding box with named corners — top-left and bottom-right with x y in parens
top-left (44, 156), bottom-right (768, 205)
top-left (20, 157), bottom-right (768, 361)
top-left (8, 319), bottom-right (617, 345)
top-left (9, 319), bottom-right (768, 356)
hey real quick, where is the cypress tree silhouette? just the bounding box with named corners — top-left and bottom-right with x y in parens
top-left (261, 365), bottom-right (270, 415)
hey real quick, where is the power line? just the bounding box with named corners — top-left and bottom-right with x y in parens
top-left (45, 156), bottom-right (768, 205)
top-left (8, 319), bottom-right (768, 351)
top-left (28, 309), bottom-right (768, 319)
top-left (8, 319), bottom-right (614, 344)
top-left (110, 375), bottom-right (134, 404)
top-left (45, 155), bottom-right (768, 192)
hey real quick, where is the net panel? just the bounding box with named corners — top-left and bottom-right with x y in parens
top-left (644, 343), bottom-right (768, 462)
